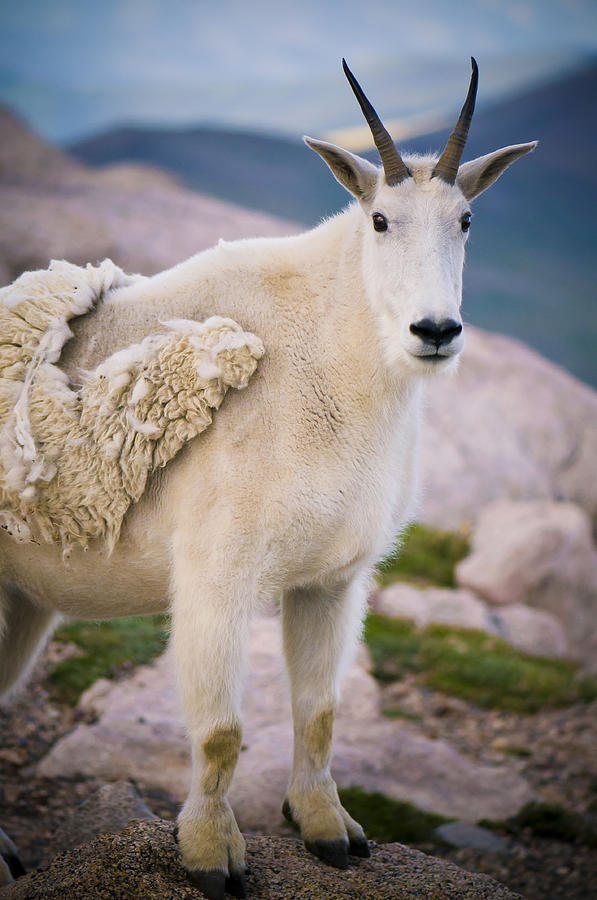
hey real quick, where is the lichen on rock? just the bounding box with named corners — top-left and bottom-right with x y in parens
top-left (3, 819), bottom-right (523, 899)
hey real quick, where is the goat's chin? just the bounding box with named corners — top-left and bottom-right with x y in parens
top-left (377, 328), bottom-right (462, 379)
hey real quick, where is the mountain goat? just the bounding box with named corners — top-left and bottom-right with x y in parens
top-left (0, 58), bottom-right (535, 898)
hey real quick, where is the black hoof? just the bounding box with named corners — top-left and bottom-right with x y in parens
top-left (4, 852), bottom-right (26, 880)
top-left (348, 836), bottom-right (371, 858)
top-left (0, 828), bottom-right (26, 881)
top-left (188, 867), bottom-right (227, 900)
top-left (281, 799), bottom-right (294, 824)
top-left (226, 868), bottom-right (247, 898)
top-left (305, 838), bottom-right (349, 869)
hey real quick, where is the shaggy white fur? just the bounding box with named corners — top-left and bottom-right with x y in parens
top-left (0, 260), bottom-right (264, 551)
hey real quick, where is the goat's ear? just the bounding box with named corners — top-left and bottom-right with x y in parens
top-left (457, 141), bottom-right (538, 200)
top-left (304, 136), bottom-right (379, 202)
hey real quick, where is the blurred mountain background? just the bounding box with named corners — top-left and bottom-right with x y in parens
top-left (1, 0), bottom-right (596, 385)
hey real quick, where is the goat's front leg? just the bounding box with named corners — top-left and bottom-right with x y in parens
top-left (172, 558), bottom-right (249, 900)
top-left (281, 574), bottom-right (371, 869)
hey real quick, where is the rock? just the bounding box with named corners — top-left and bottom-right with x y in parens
top-left (434, 821), bottom-right (510, 853)
top-left (0, 106), bottom-right (300, 283)
top-left (372, 584), bottom-right (569, 659)
top-left (38, 654), bottom-right (191, 801)
top-left (492, 604), bottom-right (569, 659)
top-left (38, 617), bottom-right (534, 828)
top-left (0, 186), bottom-right (116, 280)
top-left (420, 330), bottom-right (597, 530)
top-left (455, 500), bottom-right (597, 664)
top-left (373, 584), bottom-right (496, 633)
top-left (49, 781), bottom-right (157, 855)
top-left (3, 819), bottom-right (522, 899)
top-left (0, 107), bottom-right (88, 185)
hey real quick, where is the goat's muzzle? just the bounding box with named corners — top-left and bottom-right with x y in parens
top-left (409, 318), bottom-right (462, 349)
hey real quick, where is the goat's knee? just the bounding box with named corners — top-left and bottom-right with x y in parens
top-left (304, 706), bottom-right (334, 770)
top-left (200, 723), bottom-right (243, 795)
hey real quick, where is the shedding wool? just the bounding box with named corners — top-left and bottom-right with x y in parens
top-left (0, 259), bottom-right (264, 551)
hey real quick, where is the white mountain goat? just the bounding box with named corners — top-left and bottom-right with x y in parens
top-left (0, 58), bottom-right (536, 898)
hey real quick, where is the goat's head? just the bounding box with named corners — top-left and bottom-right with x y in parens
top-left (306, 58), bottom-right (537, 375)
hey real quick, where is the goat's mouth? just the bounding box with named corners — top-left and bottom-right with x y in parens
top-left (414, 350), bottom-right (449, 359)
top-left (408, 348), bottom-right (459, 362)
top-left (404, 345), bottom-right (462, 374)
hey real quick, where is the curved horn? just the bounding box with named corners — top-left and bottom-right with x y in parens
top-left (432, 57), bottom-right (479, 184)
top-left (342, 58), bottom-right (411, 186)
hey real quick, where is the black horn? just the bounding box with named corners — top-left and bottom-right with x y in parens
top-left (342, 58), bottom-right (411, 186)
top-left (432, 57), bottom-right (479, 184)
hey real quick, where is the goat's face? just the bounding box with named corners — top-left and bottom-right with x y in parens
top-left (358, 169), bottom-right (467, 374)
top-left (306, 58), bottom-right (536, 376)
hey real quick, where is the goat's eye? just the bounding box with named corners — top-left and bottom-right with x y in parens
top-left (372, 213), bottom-right (388, 233)
top-left (461, 212), bottom-right (472, 232)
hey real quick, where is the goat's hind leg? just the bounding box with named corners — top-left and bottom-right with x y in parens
top-left (0, 827), bottom-right (26, 886)
top-left (171, 558), bottom-right (249, 900)
top-left (282, 574), bottom-right (371, 869)
top-left (0, 583), bottom-right (57, 700)
top-left (0, 584), bottom-right (56, 885)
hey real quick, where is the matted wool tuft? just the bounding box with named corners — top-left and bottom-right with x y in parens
top-left (0, 259), bottom-right (264, 552)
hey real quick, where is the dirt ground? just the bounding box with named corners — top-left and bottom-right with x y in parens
top-left (1, 642), bottom-right (596, 899)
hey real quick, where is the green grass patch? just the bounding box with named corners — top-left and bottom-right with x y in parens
top-left (375, 523), bottom-right (470, 589)
top-left (514, 802), bottom-right (597, 846)
top-left (497, 744), bottom-right (533, 758)
top-left (483, 802), bottom-right (597, 848)
top-left (364, 613), bottom-right (597, 713)
top-left (338, 786), bottom-right (451, 844)
top-left (49, 615), bottom-right (170, 704)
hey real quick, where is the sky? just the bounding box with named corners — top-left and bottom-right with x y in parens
top-left (0, 0), bottom-right (596, 144)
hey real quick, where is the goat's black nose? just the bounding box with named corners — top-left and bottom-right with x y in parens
top-left (409, 318), bottom-right (462, 347)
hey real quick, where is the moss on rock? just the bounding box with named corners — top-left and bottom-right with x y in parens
top-left (375, 524), bottom-right (470, 589)
top-left (364, 614), bottom-right (597, 713)
top-left (339, 786), bottom-right (452, 844)
top-left (49, 616), bottom-right (169, 704)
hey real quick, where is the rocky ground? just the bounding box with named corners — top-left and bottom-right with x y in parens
top-left (2, 821), bottom-right (524, 900)
top-left (1, 636), bottom-right (595, 900)
top-left (379, 677), bottom-right (597, 814)
top-left (377, 679), bottom-right (597, 899)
